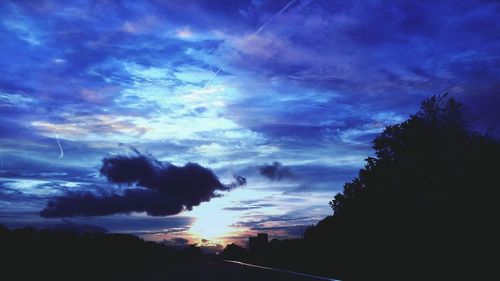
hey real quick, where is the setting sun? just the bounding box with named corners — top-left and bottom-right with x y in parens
top-left (187, 199), bottom-right (242, 243)
top-left (189, 215), bottom-right (235, 242)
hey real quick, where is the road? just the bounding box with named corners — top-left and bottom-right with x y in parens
top-left (151, 260), bottom-right (339, 281)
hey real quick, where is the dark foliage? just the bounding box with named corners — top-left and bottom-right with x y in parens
top-left (219, 243), bottom-right (249, 260)
top-left (0, 225), bottom-right (204, 281)
top-left (308, 95), bottom-right (498, 279)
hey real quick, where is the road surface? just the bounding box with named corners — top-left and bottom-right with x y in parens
top-left (152, 260), bottom-right (339, 281)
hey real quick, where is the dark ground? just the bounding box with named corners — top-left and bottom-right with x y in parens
top-left (150, 260), bottom-right (336, 281)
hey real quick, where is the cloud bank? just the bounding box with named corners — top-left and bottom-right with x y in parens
top-left (41, 152), bottom-right (243, 217)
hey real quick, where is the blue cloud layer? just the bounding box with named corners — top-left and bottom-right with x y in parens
top-left (1, 0), bottom-right (498, 242)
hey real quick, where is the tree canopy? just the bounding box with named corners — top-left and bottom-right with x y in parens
top-left (304, 95), bottom-right (499, 279)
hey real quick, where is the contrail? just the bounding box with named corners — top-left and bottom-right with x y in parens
top-left (251, 0), bottom-right (297, 37)
top-left (54, 131), bottom-right (64, 160)
top-left (210, 0), bottom-right (298, 78)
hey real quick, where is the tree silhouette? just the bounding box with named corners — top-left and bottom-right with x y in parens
top-left (219, 243), bottom-right (249, 261)
top-left (0, 225), bottom-right (207, 281)
top-left (304, 94), bottom-right (499, 279)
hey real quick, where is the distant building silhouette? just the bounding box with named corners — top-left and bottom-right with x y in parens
top-left (249, 233), bottom-right (268, 253)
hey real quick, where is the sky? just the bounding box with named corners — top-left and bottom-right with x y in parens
top-left (0, 0), bottom-right (499, 249)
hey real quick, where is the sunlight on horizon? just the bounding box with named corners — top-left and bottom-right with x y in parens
top-left (186, 188), bottom-right (275, 244)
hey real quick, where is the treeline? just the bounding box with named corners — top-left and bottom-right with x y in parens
top-left (221, 95), bottom-right (499, 280)
top-left (0, 225), bottom-right (204, 280)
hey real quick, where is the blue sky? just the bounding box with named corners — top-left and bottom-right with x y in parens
top-left (0, 0), bottom-right (499, 246)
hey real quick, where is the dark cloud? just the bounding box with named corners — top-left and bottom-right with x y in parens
top-left (40, 152), bottom-right (239, 217)
top-left (258, 161), bottom-right (293, 181)
top-left (165, 237), bottom-right (190, 246)
top-left (51, 220), bottom-right (107, 234)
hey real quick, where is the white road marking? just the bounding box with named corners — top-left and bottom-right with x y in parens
top-left (223, 260), bottom-right (340, 281)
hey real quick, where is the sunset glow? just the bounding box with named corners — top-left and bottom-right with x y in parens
top-left (1, 0), bottom-right (498, 248)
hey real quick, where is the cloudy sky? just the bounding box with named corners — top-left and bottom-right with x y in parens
top-left (0, 0), bottom-right (498, 247)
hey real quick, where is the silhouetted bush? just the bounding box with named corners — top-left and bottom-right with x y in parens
top-left (219, 243), bottom-right (249, 261)
top-left (0, 225), bottom-right (205, 281)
